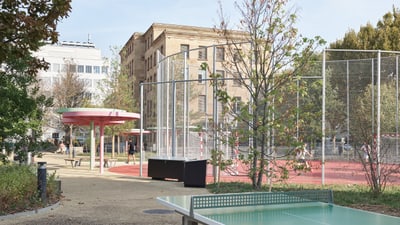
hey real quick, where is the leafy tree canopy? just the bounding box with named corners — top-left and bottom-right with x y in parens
top-left (0, 0), bottom-right (71, 149)
top-left (0, 0), bottom-right (71, 64)
top-left (103, 47), bottom-right (137, 133)
top-left (215, 0), bottom-right (324, 189)
top-left (329, 6), bottom-right (400, 59)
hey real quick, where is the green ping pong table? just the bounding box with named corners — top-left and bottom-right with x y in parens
top-left (157, 190), bottom-right (400, 225)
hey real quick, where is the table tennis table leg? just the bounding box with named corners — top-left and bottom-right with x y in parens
top-left (182, 215), bottom-right (198, 225)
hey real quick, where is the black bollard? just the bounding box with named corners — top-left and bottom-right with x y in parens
top-left (37, 162), bottom-right (47, 205)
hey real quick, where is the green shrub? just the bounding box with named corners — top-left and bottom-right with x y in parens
top-left (0, 164), bottom-right (61, 215)
top-left (46, 171), bottom-right (62, 203)
top-left (0, 165), bottom-right (38, 215)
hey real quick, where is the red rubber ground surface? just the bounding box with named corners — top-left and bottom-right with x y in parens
top-left (109, 160), bottom-right (400, 185)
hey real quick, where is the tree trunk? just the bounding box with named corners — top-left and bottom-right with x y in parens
top-left (251, 155), bottom-right (257, 189)
top-left (256, 158), bottom-right (264, 189)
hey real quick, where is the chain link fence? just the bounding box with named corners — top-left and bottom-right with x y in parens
top-left (139, 47), bottom-right (400, 168)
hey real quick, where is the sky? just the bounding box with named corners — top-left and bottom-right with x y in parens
top-left (57, 0), bottom-right (399, 58)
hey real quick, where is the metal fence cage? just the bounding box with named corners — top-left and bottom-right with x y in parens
top-left (139, 47), bottom-right (400, 173)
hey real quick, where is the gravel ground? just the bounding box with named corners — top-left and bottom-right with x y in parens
top-left (0, 153), bottom-right (209, 225)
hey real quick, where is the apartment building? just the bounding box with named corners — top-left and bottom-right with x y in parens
top-left (121, 23), bottom-right (249, 155)
top-left (34, 41), bottom-right (110, 140)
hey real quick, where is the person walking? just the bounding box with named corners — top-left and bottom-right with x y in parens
top-left (59, 141), bottom-right (66, 154)
top-left (361, 141), bottom-right (371, 162)
top-left (65, 141), bottom-right (70, 155)
top-left (126, 138), bottom-right (136, 165)
top-left (56, 141), bottom-right (65, 154)
top-left (295, 143), bottom-right (312, 169)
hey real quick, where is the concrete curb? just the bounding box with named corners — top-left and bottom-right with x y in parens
top-left (0, 201), bottom-right (60, 221)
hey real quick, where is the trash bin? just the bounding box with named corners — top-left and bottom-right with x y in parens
top-left (148, 158), bottom-right (186, 181)
top-left (184, 160), bottom-right (207, 188)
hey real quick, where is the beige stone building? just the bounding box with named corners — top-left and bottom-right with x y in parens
top-left (121, 23), bottom-right (249, 155)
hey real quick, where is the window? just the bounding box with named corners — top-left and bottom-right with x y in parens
top-left (88, 79), bottom-right (93, 88)
top-left (216, 70), bottom-right (225, 84)
top-left (160, 45), bottom-right (164, 55)
top-left (93, 66), bottom-right (100, 74)
top-left (216, 70), bottom-right (225, 78)
top-left (78, 65), bottom-right (84, 73)
top-left (150, 32), bottom-right (153, 46)
top-left (95, 79), bottom-right (102, 88)
top-left (232, 72), bottom-right (241, 87)
top-left (198, 95), bottom-right (206, 112)
top-left (233, 49), bottom-right (242, 62)
top-left (198, 69), bottom-right (206, 84)
top-left (82, 78), bottom-right (92, 88)
top-left (153, 52), bottom-right (157, 66)
top-left (85, 65), bottom-right (92, 73)
top-left (198, 46), bottom-right (207, 60)
top-left (41, 77), bottom-right (51, 87)
top-left (252, 50), bottom-right (259, 64)
top-left (130, 62), bottom-right (133, 75)
top-left (53, 77), bottom-right (60, 84)
top-left (217, 101), bottom-right (223, 116)
top-left (69, 64), bottom-right (76, 73)
top-left (216, 47), bottom-right (225, 61)
top-left (52, 63), bottom-right (60, 72)
top-left (84, 92), bottom-right (92, 100)
top-left (233, 96), bottom-right (242, 114)
top-left (101, 66), bottom-right (108, 74)
top-left (180, 44), bottom-right (189, 58)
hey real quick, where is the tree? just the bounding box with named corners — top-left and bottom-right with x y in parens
top-left (0, 0), bottom-right (71, 160)
top-left (375, 8), bottom-right (400, 50)
top-left (329, 7), bottom-right (400, 54)
top-left (328, 7), bottom-right (400, 104)
top-left (0, 0), bottom-right (71, 62)
top-left (103, 47), bottom-right (137, 158)
top-left (52, 59), bottom-right (88, 156)
top-left (328, 6), bottom-right (400, 195)
top-left (53, 60), bottom-right (87, 109)
top-left (216, 0), bottom-right (324, 189)
top-left (352, 81), bottom-right (400, 196)
top-left (324, 70), bottom-right (347, 151)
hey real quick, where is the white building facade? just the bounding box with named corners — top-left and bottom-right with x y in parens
top-left (34, 41), bottom-right (110, 141)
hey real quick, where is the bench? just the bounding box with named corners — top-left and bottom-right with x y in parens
top-left (95, 158), bottom-right (118, 168)
top-left (104, 158), bottom-right (118, 168)
top-left (64, 158), bottom-right (82, 168)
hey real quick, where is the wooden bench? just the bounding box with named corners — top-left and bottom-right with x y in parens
top-left (64, 158), bottom-right (82, 168)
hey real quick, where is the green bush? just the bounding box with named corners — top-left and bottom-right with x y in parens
top-left (46, 171), bottom-right (62, 203)
top-left (0, 164), bottom-right (61, 215)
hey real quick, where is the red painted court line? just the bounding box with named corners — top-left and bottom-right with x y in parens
top-left (108, 160), bottom-right (400, 185)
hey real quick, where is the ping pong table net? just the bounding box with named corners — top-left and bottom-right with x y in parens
top-left (189, 189), bottom-right (333, 217)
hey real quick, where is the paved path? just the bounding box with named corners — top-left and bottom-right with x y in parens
top-left (2, 152), bottom-right (398, 224)
top-left (0, 153), bottom-right (208, 225)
